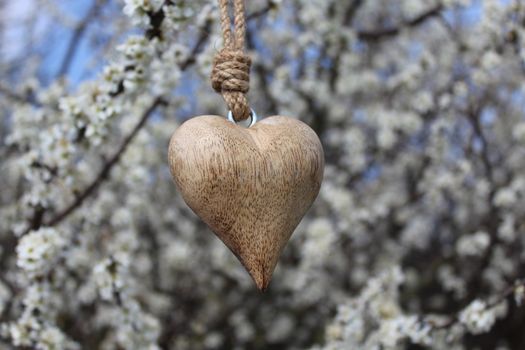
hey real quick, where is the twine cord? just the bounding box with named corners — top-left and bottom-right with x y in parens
top-left (211, 0), bottom-right (251, 122)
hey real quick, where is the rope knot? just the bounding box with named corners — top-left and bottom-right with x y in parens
top-left (211, 49), bottom-right (252, 121)
top-left (211, 49), bottom-right (251, 94)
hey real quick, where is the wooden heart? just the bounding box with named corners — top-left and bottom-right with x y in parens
top-left (168, 115), bottom-right (324, 290)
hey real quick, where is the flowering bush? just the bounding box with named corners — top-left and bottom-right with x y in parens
top-left (1, 0), bottom-right (525, 349)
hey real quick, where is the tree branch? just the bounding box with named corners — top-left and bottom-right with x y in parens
top-left (467, 109), bottom-right (494, 183)
top-left (431, 279), bottom-right (525, 330)
top-left (247, 2), bottom-right (274, 21)
top-left (357, 5), bottom-right (443, 41)
top-left (57, 0), bottom-right (106, 77)
top-left (0, 84), bottom-right (37, 105)
top-left (45, 97), bottom-right (164, 227)
top-left (328, 0), bottom-right (365, 90)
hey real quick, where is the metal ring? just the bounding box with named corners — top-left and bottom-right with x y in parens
top-left (227, 109), bottom-right (258, 128)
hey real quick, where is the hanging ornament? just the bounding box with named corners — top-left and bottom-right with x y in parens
top-left (168, 0), bottom-right (324, 290)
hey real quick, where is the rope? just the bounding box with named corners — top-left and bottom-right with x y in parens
top-left (211, 0), bottom-right (251, 122)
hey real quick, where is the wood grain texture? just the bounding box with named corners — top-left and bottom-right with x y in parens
top-left (168, 115), bottom-right (324, 290)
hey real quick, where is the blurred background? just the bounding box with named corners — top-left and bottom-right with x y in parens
top-left (1, 0), bottom-right (525, 349)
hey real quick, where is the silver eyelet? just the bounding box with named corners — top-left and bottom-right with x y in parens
top-left (227, 109), bottom-right (258, 128)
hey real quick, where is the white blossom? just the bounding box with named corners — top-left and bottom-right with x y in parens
top-left (459, 300), bottom-right (503, 334)
top-left (16, 228), bottom-right (66, 276)
top-left (124, 0), bottom-right (163, 27)
top-left (456, 231), bottom-right (490, 257)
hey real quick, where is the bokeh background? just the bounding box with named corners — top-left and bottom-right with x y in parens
top-left (1, 0), bottom-right (525, 349)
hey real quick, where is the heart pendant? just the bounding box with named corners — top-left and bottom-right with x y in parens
top-left (168, 115), bottom-right (324, 290)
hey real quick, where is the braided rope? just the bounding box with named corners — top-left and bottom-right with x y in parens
top-left (211, 0), bottom-right (251, 122)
